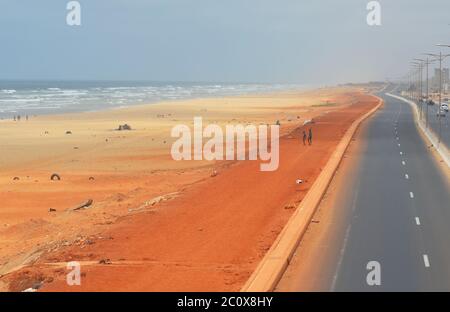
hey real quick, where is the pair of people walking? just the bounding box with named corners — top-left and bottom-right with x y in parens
top-left (302, 128), bottom-right (313, 146)
top-left (12, 115), bottom-right (28, 121)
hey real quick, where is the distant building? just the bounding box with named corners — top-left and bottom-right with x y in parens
top-left (432, 68), bottom-right (450, 91)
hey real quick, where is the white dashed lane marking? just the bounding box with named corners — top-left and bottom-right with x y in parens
top-left (415, 217), bottom-right (420, 225)
top-left (402, 161), bottom-right (406, 165)
top-left (405, 174), bottom-right (409, 179)
top-left (410, 192), bottom-right (414, 199)
top-left (423, 255), bottom-right (430, 268)
top-left (400, 152), bottom-right (403, 155)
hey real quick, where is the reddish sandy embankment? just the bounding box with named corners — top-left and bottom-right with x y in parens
top-left (0, 87), bottom-right (379, 292)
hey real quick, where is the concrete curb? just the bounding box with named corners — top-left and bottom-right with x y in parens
top-left (241, 96), bottom-right (384, 292)
top-left (385, 93), bottom-right (450, 168)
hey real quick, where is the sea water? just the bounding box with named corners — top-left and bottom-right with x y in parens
top-left (0, 81), bottom-right (306, 119)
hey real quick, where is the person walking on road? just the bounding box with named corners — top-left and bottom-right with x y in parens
top-left (302, 130), bottom-right (307, 145)
top-left (308, 128), bottom-right (313, 145)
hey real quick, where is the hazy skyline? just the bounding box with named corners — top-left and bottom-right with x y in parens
top-left (1, 0), bottom-right (450, 84)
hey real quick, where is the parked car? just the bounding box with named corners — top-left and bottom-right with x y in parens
top-left (441, 104), bottom-right (449, 112)
top-left (428, 100), bottom-right (435, 106)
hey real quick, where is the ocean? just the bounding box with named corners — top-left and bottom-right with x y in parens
top-left (0, 81), bottom-right (306, 119)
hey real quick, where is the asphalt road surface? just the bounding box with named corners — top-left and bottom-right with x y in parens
top-left (277, 89), bottom-right (450, 291)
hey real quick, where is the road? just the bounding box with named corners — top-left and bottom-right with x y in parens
top-left (276, 88), bottom-right (450, 291)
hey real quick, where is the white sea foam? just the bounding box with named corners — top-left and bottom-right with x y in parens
top-left (1, 89), bottom-right (17, 94)
top-left (0, 82), bottom-right (307, 118)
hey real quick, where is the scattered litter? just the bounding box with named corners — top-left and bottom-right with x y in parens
top-left (284, 204), bottom-right (296, 210)
top-left (88, 176), bottom-right (95, 181)
top-left (48, 208), bottom-right (56, 212)
top-left (117, 124), bottom-right (132, 131)
top-left (22, 282), bottom-right (42, 292)
top-left (65, 131), bottom-right (72, 135)
top-left (72, 199), bottom-right (93, 211)
top-left (211, 169), bottom-right (218, 177)
top-left (99, 258), bottom-right (112, 265)
top-left (84, 239), bottom-right (94, 245)
top-left (128, 192), bottom-right (178, 213)
top-left (50, 173), bottom-right (61, 181)
top-left (13, 177), bottom-right (19, 181)
top-left (296, 179), bottom-right (303, 184)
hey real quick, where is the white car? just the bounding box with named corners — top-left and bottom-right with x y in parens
top-left (436, 108), bottom-right (446, 117)
top-left (441, 104), bottom-right (449, 112)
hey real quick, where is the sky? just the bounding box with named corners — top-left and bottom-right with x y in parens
top-left (1, 0), bottom-right (450, 84)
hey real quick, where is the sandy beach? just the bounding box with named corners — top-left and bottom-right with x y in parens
top-left (0, 86), bottom-right (379, 291)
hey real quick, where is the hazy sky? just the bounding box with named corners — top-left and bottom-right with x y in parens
top-left (1, 0), bottom-right (450, 84)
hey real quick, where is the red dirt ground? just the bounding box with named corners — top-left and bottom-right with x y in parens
top-left (3, 93), bottom-right (379, 292)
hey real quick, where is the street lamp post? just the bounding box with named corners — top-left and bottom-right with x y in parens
top-left (414, 59), bottom-right (425, 120)
top-left (425, 57), bottom-right (431, 128)
top-left (424, 50), bottom-right (450, 144)
top-left (420, 55), bottom-right (438, 129)
top-left (411, 62), bottom-right (422, 119)
top-left (415, 58), bottom-right (436, 125)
